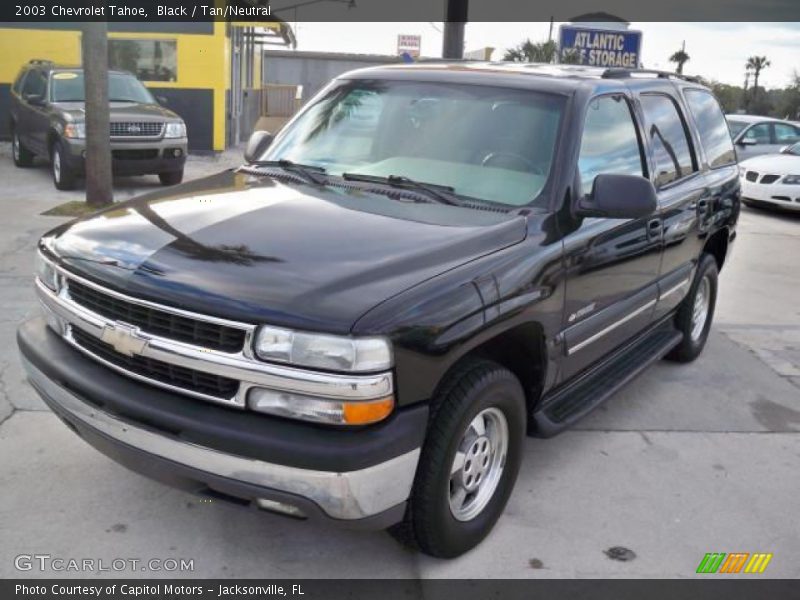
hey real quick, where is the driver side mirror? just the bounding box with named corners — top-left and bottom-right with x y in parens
top-left (244, 130), bottom-right (274, 164)
top-left (24, 93), bottom-right (45, 106)
top-left (737, 137), bottom-right (757, 146)
top-left (576, 174), bottom-right (658, 219)
top-left (780, 145), bottom-right (791, 154)
top-left (156, 95), bottom-right (169, 106)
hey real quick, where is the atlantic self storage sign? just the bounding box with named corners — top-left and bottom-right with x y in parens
top-left (559, 25), bottom-right (642, 68)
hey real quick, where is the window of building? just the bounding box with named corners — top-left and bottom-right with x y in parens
top-left (640, 94), bottom-right (697, 187)
top-left (684, 89), bottom-right (736, 169)
top-left (578, 95), bottom-right (645, 195)
top-left (108, 39), bottom-right (177, 82)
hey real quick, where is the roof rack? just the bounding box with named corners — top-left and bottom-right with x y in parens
top-left (27, 59), bottom-right (54, 66)
top-left (601, 68), bottom-right (700, 83)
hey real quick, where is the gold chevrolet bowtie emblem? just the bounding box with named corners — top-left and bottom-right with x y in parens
top-left (100, 322), bottom-right (148, 357)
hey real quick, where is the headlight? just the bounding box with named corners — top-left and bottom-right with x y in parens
top-left (164, 122), bottom-right (186, 138)
top-left (781, 175), bottom-right (800, 185)
top-left (63, 122), bottom-right (85, 139)
top-left (254, 326), bottom-right (392, 373)
top-left (35, 252), bottom-right (60, 292)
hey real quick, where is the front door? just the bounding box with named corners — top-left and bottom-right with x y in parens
top-left (559, 93), bottom-right (662, 381)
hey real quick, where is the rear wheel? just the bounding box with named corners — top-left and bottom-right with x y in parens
top-left (51, 141), bottom-right (77, 191)
top-left (158, 170), bottom-right (184, 186)
top-left (390, 359), bottom-right (526, 558)
top-left (11, 129), bottom-right (34, 167)
top-left (665, 253), bottom-right (718, 363)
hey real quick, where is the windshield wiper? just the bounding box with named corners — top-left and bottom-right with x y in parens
top-left (249, 159), bottom-right (328, 185)
top-left (342, 173), bottom-right (459, 206)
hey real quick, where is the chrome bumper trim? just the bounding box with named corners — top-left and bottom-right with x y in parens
top-left (36, 279), bottom-right (394, 408)
top-left (23, 356), bottom-right (419, 521)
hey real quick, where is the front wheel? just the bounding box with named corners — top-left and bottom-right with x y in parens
top-left (665, 253), bottom-right (718, 363)
top-left (51, 141), bottom-right (77, 191)
top-left (390, 359), bottom-right (526, 558)
top-left (159, 170), bottom-right (184, 186)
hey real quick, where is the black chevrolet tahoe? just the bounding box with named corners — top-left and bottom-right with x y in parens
top-left (18, 63), bottom-right (739, 558)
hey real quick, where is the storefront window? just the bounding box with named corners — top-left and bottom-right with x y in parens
top-left (108, 39), bottom-right (177, 82)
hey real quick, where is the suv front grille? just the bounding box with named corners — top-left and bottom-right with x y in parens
top-left (72, 328), bottom-right (239, 399)
top-left (67, 280), bottom-right (247, 353)
top-left (110, 122), bottom-right (164, 137)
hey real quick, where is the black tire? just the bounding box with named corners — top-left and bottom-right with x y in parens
top-left (389, 359), bottom-right (526, 558)
top-left (11, 128), bottom-right (35, 167)
top-left (159, 170), bottom-right (184, 186)
top-left (51, 141), bottom-right (77, 191)
top-left (665, 253), bottom-right (718, 363)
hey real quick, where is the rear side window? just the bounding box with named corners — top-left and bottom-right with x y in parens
top-left (578, 95), bottom-right (645, 195)
top-left (640, 94), bottom-right (697, 187)
top-left (773, 123), bottom-right (800, 144)
top-left (12, 70), bottom-right (27, 94)
top-left (684, 89), bottom-right (736, 168)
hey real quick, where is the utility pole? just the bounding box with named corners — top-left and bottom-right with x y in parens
top-left (82, 18), bottom-right (113, 208)
top-left (442, 0), bottom-right (468, 59)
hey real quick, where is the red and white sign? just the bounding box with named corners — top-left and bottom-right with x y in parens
top-left (397, 34), bottom-right (421, 58)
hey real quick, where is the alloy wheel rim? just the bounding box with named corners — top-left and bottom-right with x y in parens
top-left (690, 276), bottom-right (711, 342)
top-left (53, 149), bottom-right (61, 182)
top-left (448, 407), bottom-right (508, 522)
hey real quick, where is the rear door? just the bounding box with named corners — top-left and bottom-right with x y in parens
top-left (634, 91), bottom-right (706, 320)
top-left (559, 93), bottom-right (662, 380)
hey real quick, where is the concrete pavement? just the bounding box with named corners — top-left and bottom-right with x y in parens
top-left (0, 143), bottom-right (798, 578)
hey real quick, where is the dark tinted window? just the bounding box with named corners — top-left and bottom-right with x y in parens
top-left (12, 70), bottom-right (27, 94)
top-left (773, 123), bottom-right (800, 144)
top-left (578, 95), bottom-right (645, 194)
top-left (640, 94), bottom-right (697, 187)
top-left (684, 90), bottom-right (736, 168)
top-left (20, 70), bottom-right (46, 98)
top-left (743, 123), bottom-right (770, 144)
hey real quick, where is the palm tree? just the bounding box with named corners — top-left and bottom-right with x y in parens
top-left (746, 56), bottom-right (771, 101)
top-left (503, 39), bottom-right (557, 63)
top-left (669, 45), bottom-right (690, 75)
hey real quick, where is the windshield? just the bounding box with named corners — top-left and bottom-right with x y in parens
top-left (726, 119), bottom-right (748, 138)
top-left (260, 80), bottom-right (565, 206)
top-left (50, 71), bottom-right (155, 104)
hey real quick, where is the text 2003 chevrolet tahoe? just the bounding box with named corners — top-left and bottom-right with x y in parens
top-left (18, 64), bottom-right (739, 558)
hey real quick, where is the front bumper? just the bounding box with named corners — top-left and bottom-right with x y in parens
top-left (62, 137), bottom-right (187, 176)
top-left (18, 318), bottom-right (426, 527)
top-left (740, 178), bottom-right (800, 210)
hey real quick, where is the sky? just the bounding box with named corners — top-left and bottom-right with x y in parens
top-left (282, 22), bottom-right (800, 89)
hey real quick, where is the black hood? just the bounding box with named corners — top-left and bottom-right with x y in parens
top-left (42, 171), bottom-right (527, 333)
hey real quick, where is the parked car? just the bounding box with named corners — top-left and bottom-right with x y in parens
top-left (739, 141), bottom-right (800, 211)
top-left (9, 60), bottom-right (187, 190)
top-left (18, 64), bottom-right (739, 558)
top-left (726, 114), bottom-right (800, 161)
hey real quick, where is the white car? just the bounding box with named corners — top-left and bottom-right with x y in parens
top-left (739, 142), bottom-right (800, 211)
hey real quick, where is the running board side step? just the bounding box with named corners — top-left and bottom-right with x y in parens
top-left (531, 321), bottom-right (683, 437)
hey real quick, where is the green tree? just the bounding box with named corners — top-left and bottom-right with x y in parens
top-left (669, 47), bottom-right (690, 75)
top-left (503, 39), bottom-right (557, 63)
top-left (746, 56), bottom-right (771, 106)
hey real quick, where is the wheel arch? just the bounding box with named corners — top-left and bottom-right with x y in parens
top-left (703, 226), bottom-right (729, 271)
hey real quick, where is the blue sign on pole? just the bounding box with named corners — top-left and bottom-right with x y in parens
top-left (558, 26), bottom-right (642, 68)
